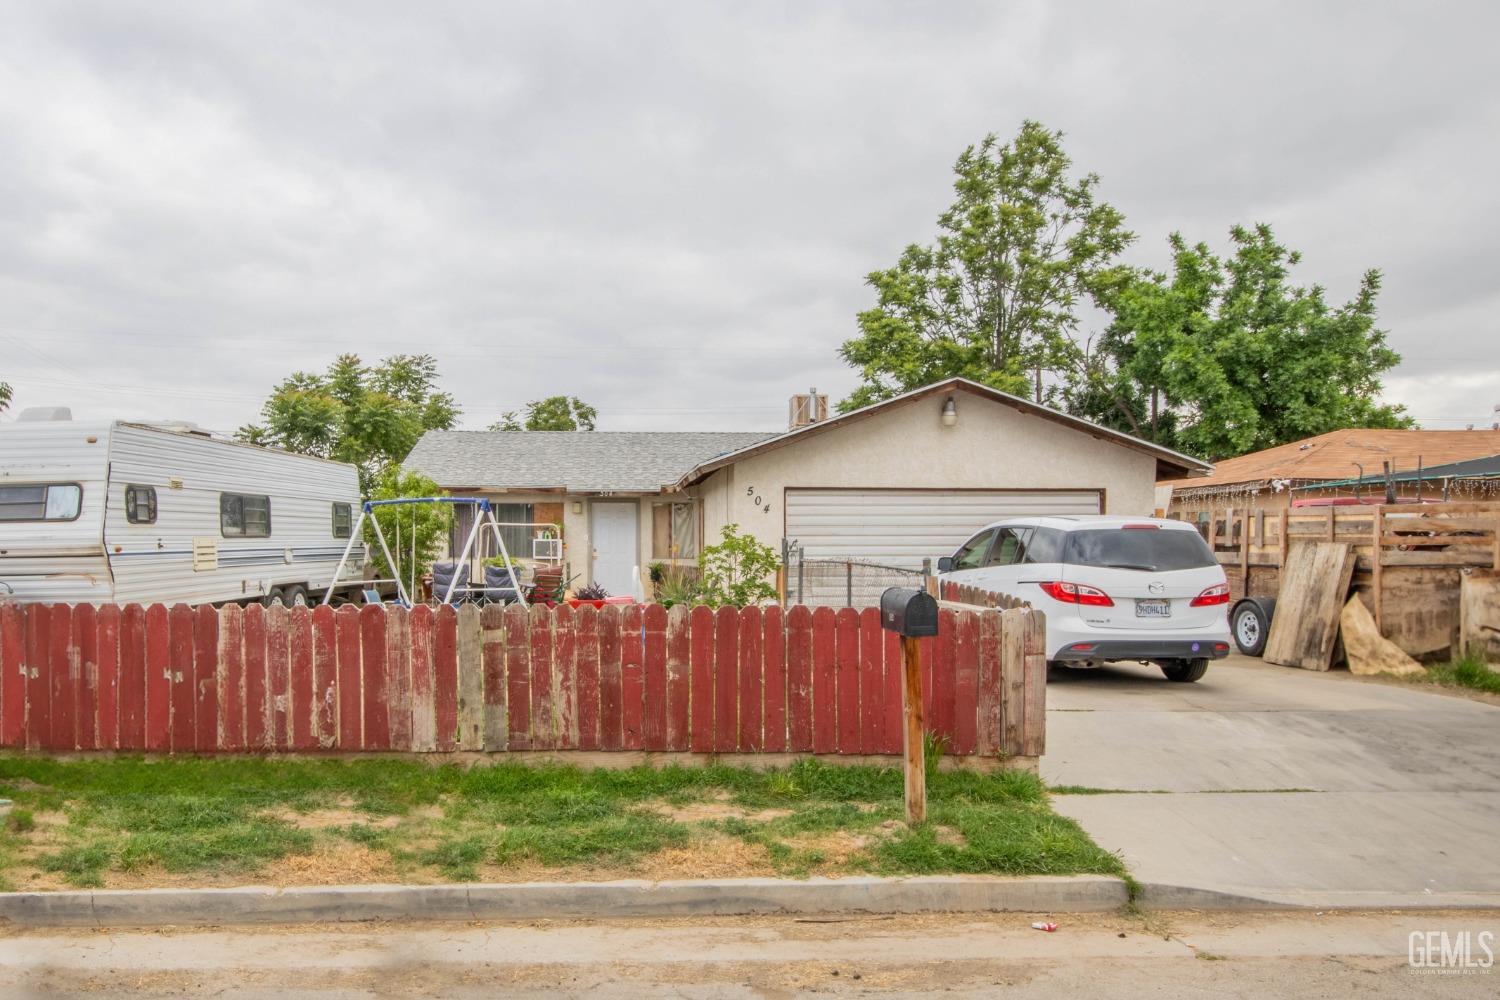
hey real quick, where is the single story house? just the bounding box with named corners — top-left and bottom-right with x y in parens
top-left (1164, 429), bottom-right (1500, 523)
top-left (403, 377), bottom-right (1210, 599)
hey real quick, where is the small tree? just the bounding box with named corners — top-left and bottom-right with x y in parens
top-left (698, 524), bottom-right (780, 607)
top-left (0, 380), bottom-right (11, 415)
top-left (365, 469), bottom-right (450, 585)
top-left (490, 396), bottom-right (597, 431)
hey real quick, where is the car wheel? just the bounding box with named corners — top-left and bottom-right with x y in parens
top-left (1232, 601), bottom-right (1268, 656)
top-left (1161, 658), bottom-right (1209, 683)
top-left (281, 585), bottom-right (310, 608)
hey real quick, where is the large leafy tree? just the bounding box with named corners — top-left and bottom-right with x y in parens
top-left (238, 354), bottom-right (459, 492)
top-left (838, 120), bottom-right (1133, 410)
top-left (489, 396), bottom-right (597, 431)
top-left (0, 380), bottom-right (11, 414)
top-left (1068, 224), bottom-right (1410, 460)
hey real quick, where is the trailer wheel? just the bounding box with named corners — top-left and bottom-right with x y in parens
top-left (1231, 600), bottom-right (1271, 656)
top-left (263, 587), bottom-right (285, 608)
top-left (281, 585), bottom-right (309, 608)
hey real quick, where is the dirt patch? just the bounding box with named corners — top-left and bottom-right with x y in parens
top-left (261, 843), bottom-right (400, 885)
top-left (785, 830), bottom-right (874, 867)
top-left (465, 834), bottom-right (779, 884)
top-left (270, 808), bottom-right (402, 831)
top-left (647, 791), bottom-right (791, 824)
top-left (935, 825), bottom-right (967, 847)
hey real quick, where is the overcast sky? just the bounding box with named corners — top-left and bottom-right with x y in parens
top-left (2, 1), bottom-right (1497, 438)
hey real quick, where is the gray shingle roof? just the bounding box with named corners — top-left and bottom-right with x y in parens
top-left (403, 430), bottom-right (781, 493)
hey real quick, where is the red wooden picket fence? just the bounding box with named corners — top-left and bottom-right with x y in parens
top-left (0, 602), bottom-right (1045, 761)
top-left (938, 581), bottom-right (1030, 611)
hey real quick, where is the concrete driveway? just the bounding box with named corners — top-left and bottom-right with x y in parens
top-left (1043, 654), bottom-right (1500, 908)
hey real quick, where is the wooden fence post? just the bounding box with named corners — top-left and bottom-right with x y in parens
top-left (1372, 506), bottom-right (1384, 633)
top-left (900, 634), bottom-right (925, 825)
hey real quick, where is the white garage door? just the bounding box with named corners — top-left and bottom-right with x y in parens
top-left (785, 488), bottom-right (1103, 570)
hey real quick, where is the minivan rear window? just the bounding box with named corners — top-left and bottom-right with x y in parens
top-left (1063, 528), bottom-right (1216, 572)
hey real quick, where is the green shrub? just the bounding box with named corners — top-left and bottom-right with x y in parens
top-left (698, 524), bottom-right (779, 607)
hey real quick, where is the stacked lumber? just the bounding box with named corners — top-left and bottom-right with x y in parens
top-left (1263, 542), bottom-right (1357, 671)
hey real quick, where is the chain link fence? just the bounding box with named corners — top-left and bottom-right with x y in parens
top-left (782, 540), bottom-right (930, 608)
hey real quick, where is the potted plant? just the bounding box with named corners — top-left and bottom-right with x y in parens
top-left (568, 582), bottom-right (610, 609)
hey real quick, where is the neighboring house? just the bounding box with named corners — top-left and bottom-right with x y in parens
top-left (1163, 429), bottom-right (1500, 524)
top-left (403, 377), bottom-right (1209, 599)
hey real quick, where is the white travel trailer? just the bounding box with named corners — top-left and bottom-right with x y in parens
top-left (0, 409), bottom-right (363, 605)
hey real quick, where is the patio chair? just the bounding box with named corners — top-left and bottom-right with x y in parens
top-left (480, 564), bottom-right (523, 605)
top-left (430, 562), bottom-right (473, 604)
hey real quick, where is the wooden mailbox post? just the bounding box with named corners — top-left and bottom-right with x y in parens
top-left (880, 587), bottom-right (939, 824)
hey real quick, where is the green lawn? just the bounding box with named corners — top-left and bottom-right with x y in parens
top-left (0, 754), bottom-right (1123, 890)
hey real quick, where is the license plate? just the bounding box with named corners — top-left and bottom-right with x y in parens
top-left (1135, 599), bottom-right (1171, 618)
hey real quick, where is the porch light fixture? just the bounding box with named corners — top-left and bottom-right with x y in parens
top-left (571, 501), bottom-right (583, 514)
top-left (940, 396), bottom-right (958, 427)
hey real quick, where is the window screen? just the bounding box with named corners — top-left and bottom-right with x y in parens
top-left (0, 483), bottom-right (82, 522)
top-left (332, 502), bottom-right (353, 538)
top-left (652, 502), bottom-right (699, 559)
top-left (125, 484), bottom-right (157, 524)
top-left (220, 493), bottom-right (271, 537)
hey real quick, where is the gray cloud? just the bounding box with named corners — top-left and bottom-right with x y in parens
top-left (1, 0), bottom-right (1496, 436)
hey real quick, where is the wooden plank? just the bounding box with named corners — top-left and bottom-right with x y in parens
top-left (144, 604), bottom-right (171, 752)
top-left (216, 605), bottom-right (244, 751)
top-left (407, 605), bottom-right (437, 752)
top-left (574, 604), bottom-right (600, 751)
top-left (265, 604), bottom-right (291, 750)
top-left (999, 607), bottom-right (1028, 757)
top-left (456, 604), bottom-right (484, 750)
top-left (73, 605), bottom-right (97, 750)
top-left (975, 611), bottom-right (1003, 756)
top-left (810, 606), bottom-right (837, 755)
top-left (712, 606), bottom-right (739, 753)
top-left (0, 604), bottom-right (24, 748)
top-left (900, 635), bottom-right (926, 824)
top-left (310, 605), bottom-right (337, 749)
top-left (1371, 506), bottom-right (1384, 633)
top-left (193, 604), bottom-right (219, 752)
top-left (930, 607), bottom-right (954, 746)
top-left (333, 605), bottom-right (362, 749)
top-left (737, 607), bottom-right (762, 752)
top-left (1460, 571), bottom-right (1500, 661)
top-left (530, 603), bottom-right (557, 750)
top-left (858, 607), bottom-right (882, 755)
top-left (664, 605), bottom-right (691, 751)
top-left (167, 605), bottom-right (197, 752)
top-left (620, 604), bottom-right (644, 751)
top-left (479, 604), bottom-right (506, 752)
top-left (118, 605), bottom-right (146, 750)
top-left (1378, 549), bottom-right (1493, 567)
top-left (882, 628), bottom-right (903, 756)
top-left (1263, 542), bottom-right (1357, 671)
top-left (784, 605), bottom-right (813, 753)
top-left (688, 605), bottom-right (715, 753)
top-left (950, 610), bottom-right (979, 755)
top-left (358, 604), bottom-right (389, 749)
top-left (759, 605), bottom-right (786, 754)
top-left (642, 604), bottom-right (669, 751)
top-left (50, 604), bottom-right (76, 750)
top-left (433, 606), bottom-right (460, 751)
top-left (95, 605), bottom-right (120, 751)
top-left (1022, 610), bottom-right (1047, 757)
top-left (386, 605), bottom-right (414, 751)
top-left (834, 607), bottom-right (860, 755)
top-left (503, 603), bottom-right (530, 750)
top-left (24, 605), bottom-right (48, 750)
top-left (552, 604), bottom-right (580, 750)
top-left (288, 606), bottom-right (314, 751)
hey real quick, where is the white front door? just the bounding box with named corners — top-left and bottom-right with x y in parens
top-left (591, 502), bottom-right (640, 599)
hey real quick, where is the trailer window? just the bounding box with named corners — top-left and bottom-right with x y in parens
top-left (0, 483), bottom-right (82, 522)
top-left (220, 493), bottom-right (271, 537)
top-left (332, 502), bottom-right (353, 538)
top-left (125, 485), bottom-right (158, 525)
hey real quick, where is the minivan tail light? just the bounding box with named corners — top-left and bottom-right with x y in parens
top-left (1037, 581), bottom-right (1114, 607)
top-left (1191, 583), bottom-right (1231, 607)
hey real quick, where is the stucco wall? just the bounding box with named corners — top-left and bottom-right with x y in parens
top-left (695, 387), bottom-right (1160, 555)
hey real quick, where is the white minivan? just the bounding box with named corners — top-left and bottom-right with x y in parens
top-left (938, 516), bottom-right (1232, 682)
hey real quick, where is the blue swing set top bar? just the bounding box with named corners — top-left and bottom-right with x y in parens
top-left (363, 497), bottom-right (491, 512)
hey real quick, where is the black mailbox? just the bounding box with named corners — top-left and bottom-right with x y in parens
top-left (880, 587), bottom-right (939, 638)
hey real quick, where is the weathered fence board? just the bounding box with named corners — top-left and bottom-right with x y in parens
top-left (0, 600), bottom-right (1046, 763)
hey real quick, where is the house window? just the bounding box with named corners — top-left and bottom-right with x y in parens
top-left (0, 483), bottom-right (82, 522)
top-left (652, 502), bottom-right (699, 560)
top-left (125, 484), bottom-right (157, 525)
top-left (220, 493), bottom-right (271, 537)
top-left (332, 502), bottom-right (353, 538)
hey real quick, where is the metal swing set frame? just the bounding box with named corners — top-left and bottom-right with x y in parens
top-left (322, 497), bottom-right (531, 608)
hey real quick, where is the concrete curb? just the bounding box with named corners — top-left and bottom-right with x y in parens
top-left (0, 876), bottom-right (1129, 927)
